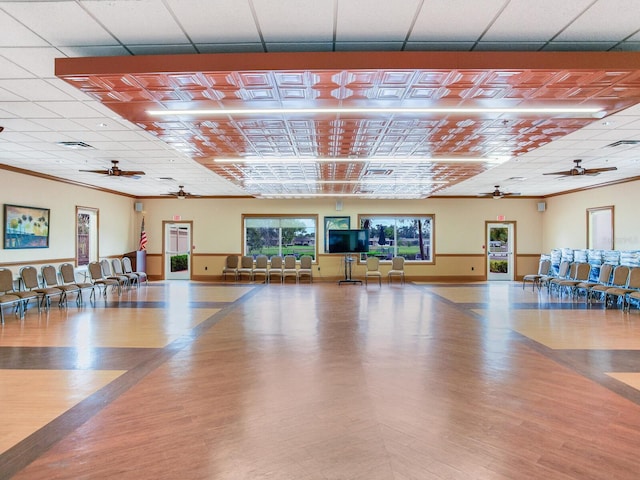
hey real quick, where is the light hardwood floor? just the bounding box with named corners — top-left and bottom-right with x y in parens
top-left (2, 280), bottom-right (640, 479)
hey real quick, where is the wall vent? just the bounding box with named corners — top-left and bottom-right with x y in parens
top-left (605, 140), bottom-right (640, 148)
top-left (57, 141), bottom-right (94, 149)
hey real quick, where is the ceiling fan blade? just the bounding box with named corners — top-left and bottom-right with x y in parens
top-left (118, 170), bottom-right (146, 176)
top-left (79, 169), bottom-right (109, 174)
top-left (543, 170), bottom-right (573, 176)
top-left (585, 166), bottom-right (617, 175)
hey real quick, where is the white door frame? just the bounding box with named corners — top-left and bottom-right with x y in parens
top-left (163, 221), bottom-right (193, 280)
top-left (486, 221), bottom-right (516, 281)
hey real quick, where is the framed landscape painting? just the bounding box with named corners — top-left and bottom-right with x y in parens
top-left (4, 204), bottom-right (50, 249)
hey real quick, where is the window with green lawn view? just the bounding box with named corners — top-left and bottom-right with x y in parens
top-left (244, 215), bottom-right (317, 261)
top-left (359, 215), bottom-right (434, 262)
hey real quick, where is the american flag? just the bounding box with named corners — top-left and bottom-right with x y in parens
top-left (139, 217), bottom-right (147, 251)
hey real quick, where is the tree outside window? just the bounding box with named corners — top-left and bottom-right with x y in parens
top-left (244, 216), bottom-right (317, 260)
top-left (359, 215), bottom-right (434, 262)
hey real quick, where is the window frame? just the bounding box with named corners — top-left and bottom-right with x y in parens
top-left (357, 214), bottom-right (435, 264)
top-left (242, 214), bottom-right (318, 262)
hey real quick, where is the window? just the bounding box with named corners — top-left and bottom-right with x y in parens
top-left (358, 215), bottom-right (434, 262)
top-left (243, 215), bottom-right (318, 261)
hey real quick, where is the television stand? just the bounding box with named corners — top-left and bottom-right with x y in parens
top-left (338, 254), bottom-right (362, 285)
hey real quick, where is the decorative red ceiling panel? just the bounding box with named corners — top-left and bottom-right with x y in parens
top-left (56, 51), bottom-right (640, 197)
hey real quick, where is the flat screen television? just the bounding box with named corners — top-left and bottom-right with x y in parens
top-left (328, 229), bottom-right (369, 253)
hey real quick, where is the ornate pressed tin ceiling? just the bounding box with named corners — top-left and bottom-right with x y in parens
top-left (56, 51), bottom-right (640, 198)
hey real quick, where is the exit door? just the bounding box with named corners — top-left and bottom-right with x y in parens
top-left (486, 222), bottom-right (514, 281)
top-left (164, 222), bottom-right (191, 280)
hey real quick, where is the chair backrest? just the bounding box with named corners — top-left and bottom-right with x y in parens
top-left (59, 263), bottom-right (77, 284)
top-left (255, 255), bottom-right (268, 269)
top-left (226, 255), bottom-right (239, 268)
top-left (555, 260), bottom-right (571, 279)
top-left (88, 262), bottom-right (104, 281)
top-left (0, 268), bottom-right (15, 293)
top-left (240, 255), bottom-right (254, 268)
top-left (284, 255), bottom-right (297, 269)
top-left (626, 267), bottom-right (640, 289)
top-left (610, 265), bottom-right (630, 287)
top-left (366, 257), bottom-right (380, 271)
top-left (100, 259), bottom-right (113, 276)
top-left (566, 262), bottom-right (579, 280)
top-left (391, 256), bottom-right (405, 271)
top-left (41, 265), bottom-right (59, 287)
top-left (300, 255), bottom-right (312, 269)
top-left (112, 258), bottom-right (125, 275)
top-left (20, 266), bottom-right (40, 290)
top-left (597, 263), bottom-right (614, 284)
top-left (574, 263), bottom-right (591, 282)
top-left (270, 256), bottom-right (283, 269)
top-left (121, 256), bottom-right (134, 274)
top-left (538, 259), bottom-right (551, 275)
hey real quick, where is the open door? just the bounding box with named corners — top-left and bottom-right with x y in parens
top-left (164, 221), bottom-right (192, 280)
top-left (486, 222), bottom-right (515, 281)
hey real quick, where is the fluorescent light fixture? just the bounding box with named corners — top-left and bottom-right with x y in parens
top-left (215, 156), bottom-right (509, 164)
top-left (148, 106), bottom-right (603, 116)
top-left (244, 179), bottom-right (448, 185)
top-left (258, 193), bottom-right (424, 199)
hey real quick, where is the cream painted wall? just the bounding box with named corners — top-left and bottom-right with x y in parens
top-left (543, 179), bottom-right (640, 252)
top-left (0, 170), bottom-right (137, 265)
top-left (137, 196), bottom-right (544, 256)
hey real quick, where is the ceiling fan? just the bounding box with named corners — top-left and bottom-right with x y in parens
top-left (543, 159), bottom-right (617, 177)
top-left (163, 185), bottom-right (200, 200)
top-left (79, 160), bottom-right (145, 177)
top-left (478, 185), bottom-right (521, 199)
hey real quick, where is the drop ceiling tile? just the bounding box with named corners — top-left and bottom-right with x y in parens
top-left (166, 0), bottom-right (261, 43)
top-left (82, 0), bottom-right (187, 44)
top-left (556, 0), bottom-right (640, 41)
top-left (1, 1), bottom-right (118, 47)
top-left (336, 0), bottom-right (421, 42)
top-left (0, 47), bottom-right (63, 78)
top-left (0, 10), bottom-right (49, 47)
top-left (0, 78), bottom-right (76, 101)
top-left (410, 0), bottom-right (506, 42)
top-left (483, 0), bottom-right (593, 41)
top-left (31, 118), bottom-right (90, 131)
top-left (0, 102), bottom-right (60, 118)
top-left (0, 56), bottom-right (35, 79)
top-left (254, 0), bottom-right (334, 43)
top-left (0, 87), bottom-right (23, 102)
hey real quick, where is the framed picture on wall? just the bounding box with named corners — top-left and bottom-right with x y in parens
top-left (3, 204), bottom-right (50, 249)
top-left (324, 216), bottom-right (350, 252)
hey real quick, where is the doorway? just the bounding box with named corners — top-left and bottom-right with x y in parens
top-left (486, 222), bottom-right (515, 281)
top-left (163, 221), bottom-right (192, 280)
